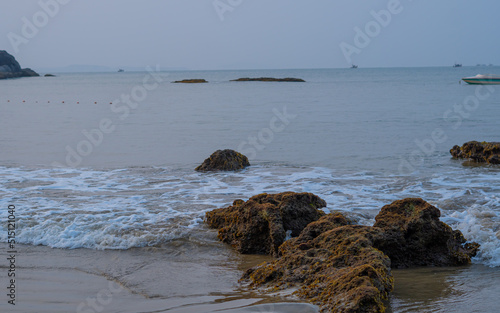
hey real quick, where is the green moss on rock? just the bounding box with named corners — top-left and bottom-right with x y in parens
top-left (450, 141), bottom-right (500, 164)
top-left (195, 149), bottom-right (250, 172)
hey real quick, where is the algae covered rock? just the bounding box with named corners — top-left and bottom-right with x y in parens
top-left (238, 198), bottom-right (479, 312)
top-left (450, 141), bottom-right (500, 164)
top-left (205, 192), bottom-right (326, 256)
top-left (195, 149), bottom-right (250, 172)
top-left (243, 223), bottom-right (393, 313)
top-left (373, 198), bottom-right (479, 268)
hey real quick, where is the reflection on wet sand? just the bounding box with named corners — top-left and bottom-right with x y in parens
top-left (388, 265), bottom-right (500, 312)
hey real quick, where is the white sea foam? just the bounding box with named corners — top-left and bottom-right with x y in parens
top-left (0, 164), bottom-right (498, 267)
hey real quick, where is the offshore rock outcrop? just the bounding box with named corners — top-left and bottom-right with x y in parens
top-left (208, 197), bottom-right (479, 313)
top-left (0, 50), bottom-right (39, 79)
top-left (231, 77), bottom-right (305, 82)
top-left (195, 149), bottom-right (250, 172)
top-left (205, 192), bottom-right (326, 256)
top-left (450, 141), bottom-right (500, 164)
top-left (172, 79), bottom-right (208, 83)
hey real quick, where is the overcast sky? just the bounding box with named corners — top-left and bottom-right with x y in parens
top-left (2, 0), bottom-right (500, 71)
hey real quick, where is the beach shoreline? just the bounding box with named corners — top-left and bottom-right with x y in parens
top-left (0, 242), bottom-right (319, 313)
top-left (2, 241), bottom-right (499, 312)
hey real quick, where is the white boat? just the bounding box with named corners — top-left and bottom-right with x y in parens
top-left (462, 74), bottom-right (500, 85)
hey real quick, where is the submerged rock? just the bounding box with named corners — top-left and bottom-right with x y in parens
top-left (205, 192), bottom-right (326, 256)
top-left (172, 79), bottom-right (208, 83)
top-left (0, 50), bottom-right (39, 79)
top-left (230, 77), bottom-right (305, 82)
top-left (234, 198), bottom-right (479, 313)
top-left (450, 141), bottom-right (500, 164)
top-left (44, 74), bottom-right (56, 77)
top-left (195, 149), bottom-right (250, 172)
top-left (373, 198), bottom-right (479, 268)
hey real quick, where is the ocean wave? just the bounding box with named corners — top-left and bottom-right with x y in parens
top-left (0, 165), bottom-right (498, 267)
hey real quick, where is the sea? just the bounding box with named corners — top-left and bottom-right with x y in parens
top-left (0, 67), bottom-right (499, 312)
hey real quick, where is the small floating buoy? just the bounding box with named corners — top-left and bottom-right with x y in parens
top-left (22, 100), bottom-right (25, 102)
top-left (109, 102), bottom-right (112, 104)
top-left (77, 101), bottom-right (79, 104)
top-left (94, 101), bottom-right (97, 104)
top-left (48, 101), bottom-right (50, 103)
top-left (62, 101), bottom-right (65, 103)
top-left (7, 100), bottom-right (10, 102)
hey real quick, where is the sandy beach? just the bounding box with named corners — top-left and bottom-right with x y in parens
top-left (0, 242), bottom-right (321, 313)
top-left (2, 241), bottom-right (499, 312)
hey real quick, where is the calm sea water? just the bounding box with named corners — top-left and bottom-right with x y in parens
top-left (0, 67), bottom-right (499, 312)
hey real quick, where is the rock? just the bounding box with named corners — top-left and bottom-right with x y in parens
top-left (0, 50), bottom-right (21, 72)
top-left (242, 224), bottom-right (393, 313)
top-left (238, 198), bottom-right (479, 312)
top-left (291, 212), bottom-right (353, 246)
top-left (44, 74), bottom-right (56, 77)
top-left (0, 50), bottom-right (39, 79)
top-left (172, 79), bottom-right (208, 83)
top-left (373, 198), bottom-right (479, 268)
top-left (450, 141), bottom-right (500, 164)
top-left (195, 149), bottom-right (250, 172)
top-left (230, 77), bottom-right (305, 82)
top-left (205, 192), bottom-right (326, 256)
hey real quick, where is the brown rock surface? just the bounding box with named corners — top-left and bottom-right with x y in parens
top-left (373, 198), bottom-right (479, 268)
top-left (235, 198), bottom-right (479, 312)
top-left (450, 141), bottom-right (500, 164)
top-left (195, 149), bottom-right (250, 172)
top-left (205, 192), bottom-right (326, 256)
top-left (243, 224), bottom-right (393, 313)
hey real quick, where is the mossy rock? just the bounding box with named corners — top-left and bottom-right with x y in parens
top-left (205, 192), bottom-right (326, 256)
top-left (195, 149), bottom-right (250, 172)
top-left (450, 141), bottom-right (500, 164)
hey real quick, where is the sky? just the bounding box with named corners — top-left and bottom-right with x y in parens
top-left (1, 0), bottom-right (500, 71)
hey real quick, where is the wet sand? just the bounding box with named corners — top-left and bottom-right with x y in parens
top-left (2, 241), bottom-right (499, 312)
top-left (0, 242), bottom-right (318, 313)
top-left (388, 265), bottom-right (500, 312)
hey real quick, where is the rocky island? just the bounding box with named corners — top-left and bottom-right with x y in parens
top-left (0, 50), bottom-right (39, 79)
top-left (231, 77), bottom-right (305, 82)
top-left (172, 79), bottom-right (208, 83)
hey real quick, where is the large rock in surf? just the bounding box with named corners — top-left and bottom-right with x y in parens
top-left (230, 198), bottom-right (479, 313)
top-left (450, 141), bottom-right (500, 164)
top-left (373, 198), bottom-right (479, 268)
top-left (205, 192), bottom-right (326, 256)
top-left (242, 216), bottom-right (393, 313)
top-left (231, 77), bottom-right (305, 82)
top-left (195, 149), bottom-right (250, 172)
top-left (0, 50), bottom-right (39, 79)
